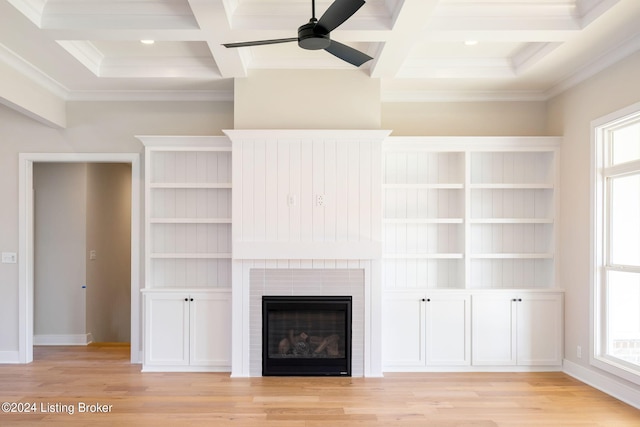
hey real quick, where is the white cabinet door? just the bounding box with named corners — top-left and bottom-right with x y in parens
top-left (189, 291), bottom-right (232, 367)
top-left (382, 292), bottom-right (425, 367)
top-left (144, 293), bottom-right (189, 366)
top-left (472, 292), bottom-right (563, 366)
top-left (516, 293), bottom-right (563, 366)
top-left (471, 294), bottom-right (517, 366)
top-left (425, 294), bottom-right (470, 366)
top-left (383, 291), bottom-right (471, 369)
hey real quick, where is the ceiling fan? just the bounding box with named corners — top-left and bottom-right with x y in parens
top-left (223, 0), bottom-right (373, 67)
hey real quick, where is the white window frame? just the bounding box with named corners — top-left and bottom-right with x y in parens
top-left (591, 101), bottom-right (640, 385)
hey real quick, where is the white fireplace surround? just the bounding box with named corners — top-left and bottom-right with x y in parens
top-left (249, 268), bottom-right (365, 376)
top-left (232, 261), bottom-right (381, 377)
top-left (226, 130), bottom-right (389, 377)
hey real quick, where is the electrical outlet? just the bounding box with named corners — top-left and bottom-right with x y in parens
top-left (577, 345), bottom-right (582, 359)
top-left (316, 194), bottom-right (326, 207)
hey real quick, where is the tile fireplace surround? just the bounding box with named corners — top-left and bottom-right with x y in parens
top-left (250, 268), bottom-right (364, 377)
top-left (232, 262), bottom-right (382, 377)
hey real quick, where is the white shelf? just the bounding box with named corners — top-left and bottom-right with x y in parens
top-left (384, 183), bottom-right (464, 189)
top-left (150, 183), bottom-right (232, 189)
top-left (470, 253), bottom-right (553, 259)
top-left (470, 218), bottom-right (553, 224)
top-left (384, 253), bottom-right (464, 259)
top-left (150, 253), bottom-right (232, 259)
top-left (469, 183), bottom-right (553, 189)
top-left (150, 218), bottom-right (232, 224)
top-left (384, 218), bottom-right (464, 224)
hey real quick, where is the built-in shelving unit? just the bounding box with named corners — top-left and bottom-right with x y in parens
top-left (382, 137), bottom-right (559, 290)
top-left (139, 136), bottom-right (233, 373)
top-left (381, 137), bottom-right (563, 372)
top-left (141, 137), bottom-right (232, 289)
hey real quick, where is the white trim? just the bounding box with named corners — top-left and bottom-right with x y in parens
top-left (224, 129), bottom-right (391, 141)
top-left (563, 359), bottom-right (640, 409)
top-left (590, 103), bottom-right (640, 387)
top-left (34, 334), bottom-right (93, 346)
top-left (18, 152), bottom-right (141, 364)
top-left (233, 241), bottom-right (382, 260)
top-left (66, 90), bottom-right (234, 102)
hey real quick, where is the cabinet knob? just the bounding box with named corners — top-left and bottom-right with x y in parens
top-left (518, 298), bottom-right (522, 302)
top-left (426, 298), bottom-right (431, 302)
top-left (184, 298), bottom-right (188, 302)
top-left (512, 298), bottom-right (517, 302)
top-left (190, 298), bottom-right (194, 302)
top-left (421, 298), bottom-right (426, 302)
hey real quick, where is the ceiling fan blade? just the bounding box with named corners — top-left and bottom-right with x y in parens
top-left (223, 38), bottom-right (298, 48)
top-left (316, 0), bottom-right (365, 33)
top-left (324, 40), bottom-right (372, 67)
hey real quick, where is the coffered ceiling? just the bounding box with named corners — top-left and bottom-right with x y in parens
top-left (1, 0), bottom-right (639, 102)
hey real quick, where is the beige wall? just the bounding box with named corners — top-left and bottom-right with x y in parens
top-left (86, 163), bottom-right (132, 343)
top-left (234, 69), bottom-right (381, 129)
top-left (547, 50), bottom-right (640, 389)
top-left (382, 101), bottom-right (549, 136)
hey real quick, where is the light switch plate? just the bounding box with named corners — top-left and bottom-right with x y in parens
top-left (2, 252), bottom-right (17, 263)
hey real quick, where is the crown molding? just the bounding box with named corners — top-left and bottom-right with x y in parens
top-left (65, 90), bottom-right (234, 102)
top-left (380, 89), bottom-right (548, 103)
top-left (545, 31), bottom-right (640, 100)
top-left (0, 42), bottom-right (68, 99)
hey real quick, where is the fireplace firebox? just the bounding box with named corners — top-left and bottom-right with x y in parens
top-left (262, 296), bottom-right (352, 376)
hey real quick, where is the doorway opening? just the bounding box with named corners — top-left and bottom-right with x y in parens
top-left (33, 162), bottom-right (132, 349)
top-left (19, 153), bottom-right (141, 364)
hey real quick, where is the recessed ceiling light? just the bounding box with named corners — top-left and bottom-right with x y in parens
top-left (464, 40), bottom-right (478, 46)
top-left (140, 40), bottom-right (155, 45)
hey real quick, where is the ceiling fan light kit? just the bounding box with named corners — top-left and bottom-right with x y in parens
top-left (223, 0), bottom-right (372, 67)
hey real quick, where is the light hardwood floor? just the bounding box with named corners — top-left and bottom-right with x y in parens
top-left (0, 344), bottom-right (638, 426)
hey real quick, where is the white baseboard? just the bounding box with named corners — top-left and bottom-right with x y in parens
top-left (563, 358), bottom-right (640, 409)
top-left (0, 351), bottom-right (21, 363)
top-left (34, 333), bottom-right (93, 346)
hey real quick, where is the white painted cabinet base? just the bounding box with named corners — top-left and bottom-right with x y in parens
top-left (383, 290), bottom-right (471, 370)
top-left (383, 289), bottom-right (563, 372)
top-left (142, 289), bottom-right (231, 372)
top-left (472, 291), bottom-right (564, 367)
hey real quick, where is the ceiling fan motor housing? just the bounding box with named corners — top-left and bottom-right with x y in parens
top-left (298, 22), bottom-right (331, 50)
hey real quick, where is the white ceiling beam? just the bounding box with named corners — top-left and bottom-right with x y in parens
top-left (40, 28), bottom-right (205, 41)
top-left (370, 0), bottom-right (440, 79)
top-left (422, 30), bottom-right (578, 44)
top-left (188, 0), bottom-right (247, 78)
top-left (5, 0), bottom-right (45, 26)
top-left (40, 0), bottom-right (199, 30)
top-left (229, 0), bottom-right (392, 31)
top-left (577, 0), bottom-right (621, 27)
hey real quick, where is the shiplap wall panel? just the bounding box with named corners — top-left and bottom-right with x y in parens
top-left (300, 141), bottom-right (314, 242)
top-left (229, 131), bottom-right (388, 258)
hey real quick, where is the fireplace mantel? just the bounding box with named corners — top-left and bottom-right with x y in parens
top-left (233, 241), bottom-right (381, 260)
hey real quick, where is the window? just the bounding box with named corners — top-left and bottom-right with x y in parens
top-left (592, 102), bottom-right (640, 384)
